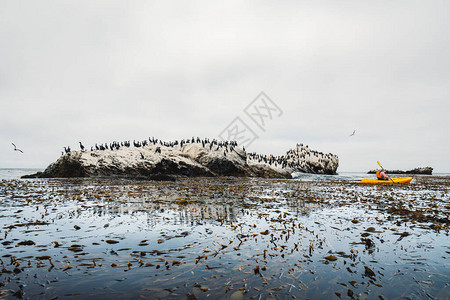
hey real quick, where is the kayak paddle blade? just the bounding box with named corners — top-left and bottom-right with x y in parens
top-left (377, 161), bottom-right (382, 168)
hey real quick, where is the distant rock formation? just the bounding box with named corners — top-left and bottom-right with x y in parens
top-left (247, 143), bottom-right (339, 175)
top-left (368, 167), bottom-right (433, 175)
top-left (22, 139), bottom-right (339, 179)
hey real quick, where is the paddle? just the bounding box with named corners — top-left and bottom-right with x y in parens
top-left (377, 161), bottom-right (395, 183)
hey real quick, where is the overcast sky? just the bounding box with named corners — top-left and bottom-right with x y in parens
top-left (1, 0), bottom-right (449, 172)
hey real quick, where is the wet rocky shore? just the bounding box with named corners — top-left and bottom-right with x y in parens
top-left (1, 175), bottom-right (448, 299)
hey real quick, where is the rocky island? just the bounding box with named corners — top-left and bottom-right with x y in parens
top-left (368, 167), bottom-right (433, 175)
top-left (23, 138), bottom-right (339, 179)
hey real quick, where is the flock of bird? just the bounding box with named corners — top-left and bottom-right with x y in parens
top-left (58, 137), bottom-right (338, 172)
top-left (11, 133), bottom-right (341, 174)
top-left (65, 138), bottom-right (339, 174)
top-left (247, 143), bottom-right (338, 170)
top-left (62, 137), bottom-right (241, 156)
top-left (11, 130), bottom-right (355, 157)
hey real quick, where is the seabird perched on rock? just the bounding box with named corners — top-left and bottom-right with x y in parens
top-left (11, 143), bottom-right (23, 153)
top-left (79, 142), bottom-right (85, 151)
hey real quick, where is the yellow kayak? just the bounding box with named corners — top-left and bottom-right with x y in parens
top-left (360, 177), bottom-right (412, 184)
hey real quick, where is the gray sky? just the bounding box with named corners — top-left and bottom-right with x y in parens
top-left (1, 0), bottom-right (449, 172)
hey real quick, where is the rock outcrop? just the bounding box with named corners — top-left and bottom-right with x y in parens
top-left (23, 140), bottom-right (339, 179)
top-left (368, 167), bottom-right (433, 175)
top-left (248, 143), bottom-right (339, 175)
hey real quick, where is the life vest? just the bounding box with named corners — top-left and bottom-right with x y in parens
top-left (376, 171), bottom-right (383, 179)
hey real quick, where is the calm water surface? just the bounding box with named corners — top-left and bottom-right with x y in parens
top-left (0, 172), bottom-right (449, 299)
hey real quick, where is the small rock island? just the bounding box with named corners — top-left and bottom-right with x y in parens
top-left (368, 167), bottom-right (433, 175)
top-left (23, 138), bottom-right (339, 179)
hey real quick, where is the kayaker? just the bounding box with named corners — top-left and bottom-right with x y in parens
top-left (376, 169), bottom-right (391, 180)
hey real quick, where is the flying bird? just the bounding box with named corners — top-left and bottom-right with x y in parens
top-left (349, 130), bottom-right (356, 136)
top-left (12, 143), bottom-right (23, 153)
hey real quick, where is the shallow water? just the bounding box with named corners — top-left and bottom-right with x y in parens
top-left (292, 172), bottom-right (365, 181)
top-left (0, 169), bottom-right (42, 181)
top-left (0, 176), bottom-right (449, 299)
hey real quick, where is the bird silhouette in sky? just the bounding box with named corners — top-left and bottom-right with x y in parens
top-left (12, 143), bottom-right (24, 153)
top-left (349, 130), bottom-right (356, 136)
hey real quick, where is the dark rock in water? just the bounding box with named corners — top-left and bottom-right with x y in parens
top-left (249, 165), bottom-right (292, 179)
top-left (45, 155), bottom-right (88, 177)
top-left (21, 172), bottom-right (43, 179)
top-left (22, 140), bottom-right (338, 179)
top-left (368, 167), bottom-right (433, 175)
top-left (22, 156), bottom-right (88, 178)
top-left (204, 157), bottom-right (252, 177)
